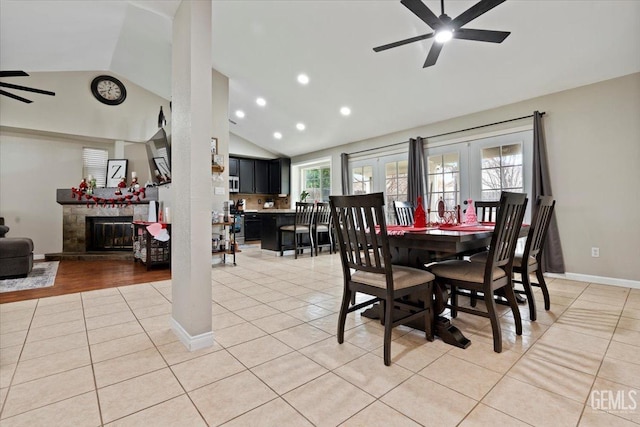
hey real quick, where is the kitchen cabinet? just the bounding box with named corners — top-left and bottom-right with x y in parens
top-left (238, 159), bottom-right (255, 193)
top-left (269, 158), bottom-right (290, 195)
top-left (254, 160), bottom-right (269, 194)
top-left (229, 157), bottom-right (239, 176)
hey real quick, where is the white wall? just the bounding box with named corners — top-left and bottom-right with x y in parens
top-left (0, 71), bottom-right (170, 255)
top-left (0, 71), bottom-right (170, 142)
top-left (0, 130), bottom-right (115, 255)
top-left (293, 73), bottom-right (640, 283)
top-left (230, 132), bottom-right (277, 159)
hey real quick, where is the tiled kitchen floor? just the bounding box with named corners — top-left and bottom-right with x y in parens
top-left (1, 247), bottom-right (638, 426)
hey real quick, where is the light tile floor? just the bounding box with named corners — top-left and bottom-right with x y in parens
top-left (1, 247), bottom-right (639, 426)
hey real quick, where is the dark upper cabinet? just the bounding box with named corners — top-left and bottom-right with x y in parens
top-left (254, 160), bottom-right (269, 194)
top-left (228, 157), bottom-right (239, 176)
top-left (269, 158), bottom-right (291, 195)
top-left (238, 159), bottom-right (255, 193)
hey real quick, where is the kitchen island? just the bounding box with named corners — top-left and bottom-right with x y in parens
top-left (256, 209), bottom-right (296, 251)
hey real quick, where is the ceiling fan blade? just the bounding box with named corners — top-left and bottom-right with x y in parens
top-left (453, 28), bottom-right (510, 43)
top-left (0, 89), bottom-right (33, 103)
top-left (451, 0), bottom-right (507, 29)
top-left (423, 42), bottom-right (444, 68)
top-left (0, 70), bottom-right (29, 78)
top-left (0, 82), bottom-right (55, 96)
top-left (373, 32), bottom-right (434, 52)
top-left (401, 0), bottom-right (442, 30)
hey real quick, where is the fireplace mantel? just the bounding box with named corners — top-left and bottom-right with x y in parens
top-left (56, 187), bottom-right (158, 205)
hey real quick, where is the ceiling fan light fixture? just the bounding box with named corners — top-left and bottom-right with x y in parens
top-left (435, 29), bottom-right (453, 43)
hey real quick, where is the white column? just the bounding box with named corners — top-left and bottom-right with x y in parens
top-left (170, 0), bottom-right (214, 350)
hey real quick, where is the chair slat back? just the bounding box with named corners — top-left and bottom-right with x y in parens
top-left (295, 202), bottom-right (315, 227)
top-left (330, 193), bottom-right (391, 277)
top-left (314, 202), bottom-right (332, 226)
top-left (522, 196), bottom-right (555, 261)
top-left (393, 201), bottom-right (414, 226)
top-left (485, 192), bottom-right (528, 273)
top-left (475, 201), bottom-right (500, 223)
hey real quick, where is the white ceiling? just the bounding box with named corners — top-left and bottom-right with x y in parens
top-left (2, 1), bottom-right (639, 157)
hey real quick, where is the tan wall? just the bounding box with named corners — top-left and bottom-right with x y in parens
top-left (293, 73), bottom-right (640, 283)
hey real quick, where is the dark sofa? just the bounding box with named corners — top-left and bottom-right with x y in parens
top-left (0, 217), bottom-right (34, 279)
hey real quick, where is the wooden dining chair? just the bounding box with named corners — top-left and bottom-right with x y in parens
top-left (313, 201), bottom-right (333, 255)
top-left (470, 196), bottom-right (555, 321)
top-left (330, 193), bottom-right (435, 366)
top-left (469, 200), bottom-right (500, 223)
top-left (279, 202), bottom-right (315, 259)
top-left (428, 191), bottom-right (528, 353)
top-left (393, 200), bottom-right (414, 226)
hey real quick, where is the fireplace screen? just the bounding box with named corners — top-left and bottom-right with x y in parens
top-left (86, 216), bottom-right (134, 251)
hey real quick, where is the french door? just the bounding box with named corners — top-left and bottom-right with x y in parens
top-left (426, 129), bottom-right (533, 222)
top-left (350, 152), bottom-right (408, 224)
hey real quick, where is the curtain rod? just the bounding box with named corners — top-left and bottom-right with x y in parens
top-left (347, 112), bottom-right (545, 156)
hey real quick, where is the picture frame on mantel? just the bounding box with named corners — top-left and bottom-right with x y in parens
top-left (106, 159), bottom-right (128, 187)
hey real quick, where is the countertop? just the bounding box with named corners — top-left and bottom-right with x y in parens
top-left (239, 209), bottom-right (295, 214)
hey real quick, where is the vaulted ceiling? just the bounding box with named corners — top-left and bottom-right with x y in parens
top-left (2, 1), bottom-right (639, 157)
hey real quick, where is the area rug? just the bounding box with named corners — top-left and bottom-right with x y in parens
top-left (0, 261), bottom-right (59, 293)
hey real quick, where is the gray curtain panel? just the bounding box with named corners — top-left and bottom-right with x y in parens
top-left (341, 152), bottom-right (349, 195)
top-left (407, 137), bottom-right (426, 207)
top-left (532, 111), bottom-right (566, 273)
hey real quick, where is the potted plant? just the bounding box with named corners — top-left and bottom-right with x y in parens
top-left (300, 190), bottom-right (310, 202)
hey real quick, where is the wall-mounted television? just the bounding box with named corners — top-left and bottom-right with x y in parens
top-left (146, 128), bottom-right (171, 185)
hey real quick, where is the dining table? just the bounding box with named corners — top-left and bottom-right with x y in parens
top-left (362, 222), bottom-right (530, 349)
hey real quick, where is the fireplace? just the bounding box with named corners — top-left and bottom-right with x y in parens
top-left (52, 188), bottom-right (155, 260)
top-left (86, 216), bottom-right (134, 251)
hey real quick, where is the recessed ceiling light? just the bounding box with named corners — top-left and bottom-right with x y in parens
top-left (235, 110), bottom-right (245, 118)
top-left (297, 74), bottom-right (309, 85)
top-left (256, 97), bottom-right (266, 107)
top-left (296, 123), bottom-right (306, 131)
top-left (340, 106), bottom-right (351, 116)
top-left (273, 132), bottom-right (282, 139)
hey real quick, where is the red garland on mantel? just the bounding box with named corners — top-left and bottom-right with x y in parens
top-left (70, 187), bottom-right (146, 208)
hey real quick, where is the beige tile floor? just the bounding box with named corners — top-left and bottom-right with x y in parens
top-left (1, 247), bottom-right (639, 426)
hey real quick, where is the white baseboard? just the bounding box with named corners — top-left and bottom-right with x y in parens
top-left (545, 272), bottom-right (640, 290)
top-left (170, 318), bottom-right (215, 351)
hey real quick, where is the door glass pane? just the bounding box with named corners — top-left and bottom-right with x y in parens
top-left (481, 146), bottom-right (501, 168)
top-left (502, 166), bottom-right (522, 189)
top-left (501, 144), bottom-right (522, 166)
top-left (427, 152), bottom-right (459, 222)
top-left (352, 166), bottom-right (373, 195)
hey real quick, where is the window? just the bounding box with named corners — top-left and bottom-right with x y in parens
top-left (351, 165), bottom-right (373, 195)
top-left (427, 152), bottom-right (460, 222)
top-left (301, 165), bottom-right (331, 202)
top-left (82, 147), bottom-right (108, 187)
top-left (480, 143), bottom-right (523, 200)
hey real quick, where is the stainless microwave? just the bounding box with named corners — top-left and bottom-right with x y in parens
top-left (229, 176), bottom-right (239, 193)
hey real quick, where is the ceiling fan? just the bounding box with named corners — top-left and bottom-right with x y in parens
top-left (0, 71), bottom-right (55, 103)
top-left (374, 0), bottom-right (511, 68)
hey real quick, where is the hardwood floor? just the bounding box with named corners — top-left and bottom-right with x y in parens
top-left (0, 260), bottom-right (171, 304)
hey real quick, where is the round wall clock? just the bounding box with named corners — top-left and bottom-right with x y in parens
top-left (90, 75), bottom-right (127, 105)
